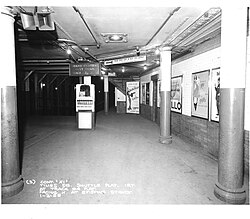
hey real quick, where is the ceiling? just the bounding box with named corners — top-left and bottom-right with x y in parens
top-left (13, 6), bottom-right (221, 78)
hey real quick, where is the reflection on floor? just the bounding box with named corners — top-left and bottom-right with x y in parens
top-left (2, 109), bottom-right (249, 204)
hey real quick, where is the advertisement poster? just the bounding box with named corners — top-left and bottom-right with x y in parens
top-left (211, 68), bottom-right (220, 122)
top-left (157, 80), bottom-right (161, 108)
top-left (171, 76), bottom-right (182, 113)
top-left (146, 82), bottom-right (150, 105)
top-left (142, 83), bottom-right (146, 104)
top-left (191, 70), bottom-right (209, 119)
top-left (126, 81), bottom-right (140, 114)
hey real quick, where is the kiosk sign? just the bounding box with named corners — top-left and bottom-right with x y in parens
top-left (69, 62), bottom-right (100, 76)
top-left (76, 84), bottom-right (95, 112)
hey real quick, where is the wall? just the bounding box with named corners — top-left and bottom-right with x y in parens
top-left (139, 33), bottom-right (249, 174)
top-left (171, 41), bottom-right (221, 158)
top-left (115, 87), bottom-right (125, 106)
top-left (244, 36), bottom-right (250, 173)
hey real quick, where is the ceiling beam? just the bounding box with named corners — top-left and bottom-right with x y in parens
top-left (24, 70), bottom-right (35, 81)
top-left (38, 73), bottom-right (48, 83)
top-left (49, 76), bottom-right (58, 85)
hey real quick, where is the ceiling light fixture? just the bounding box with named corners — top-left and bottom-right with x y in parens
top-left (136, 46), bottom-right (140, 56)
top-left (66, 48), bottom-right (71, 54)
top-left (101, 33), bottom-right (128, 43)
top-left (110, 35), bottom-right (122, 41)
top-left (155, 48), bottom-right (160, 55)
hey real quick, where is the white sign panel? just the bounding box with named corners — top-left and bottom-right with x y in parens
top-left (76, 84), bottom-right (95, 112)
top-left (104, 55), bottom-right (146, 65)
top-left (126, 81), bottom-right (140, 114)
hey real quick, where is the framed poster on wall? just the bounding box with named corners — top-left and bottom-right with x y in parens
top-left (191, 70), bottom-right (209, 119)
top-left (171, 76), bottom-right (182, 113)
top-left (211, 68), bottom-right (220, 122)
top-left (157, 80), bottom-right (161, 108)
top-left (126, 81), bottom-right (140, 114)
top-left (146, 82), bottom-right (150, 105)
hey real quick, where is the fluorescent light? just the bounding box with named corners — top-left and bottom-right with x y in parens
top-left (66, 49), bottom-right (71, 54)
top-left (155, 48), bottom-right (160, 55)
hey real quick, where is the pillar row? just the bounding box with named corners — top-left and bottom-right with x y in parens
top-left (104, 75), bottom-right (109, 115)
top-left (1, 6), bottom-right (24, 198)
top-left (159, 47), bottom-right (172, 144)
top-left (214, 7), bottom-right (248, 204)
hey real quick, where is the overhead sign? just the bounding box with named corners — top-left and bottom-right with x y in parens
top-left (104, 55), bottom-right (146, 66)
top-left (108, 72), bottom-right (116, 77)
top-left (69, 62), bottom-right (100, 76)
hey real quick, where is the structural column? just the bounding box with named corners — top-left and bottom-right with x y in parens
top-left (1, 7), bottom-right (24, 198)
top-left (159, 47), bottom-right (172, 144)
top-left (104, 75), bottom-right (109, 115)
top-left (214, 7), bottom-right (248, 204)
top-left (79, 76), bottom-right (83, 84)
top-left (84, 76), bottom-right (91, 85)
top-left (34, 73), bottom-right (38, 114)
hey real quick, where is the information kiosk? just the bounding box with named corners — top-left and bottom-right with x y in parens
top-left (76, 84), bottom-right (95, 129)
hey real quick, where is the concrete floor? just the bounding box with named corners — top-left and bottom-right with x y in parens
top-left (2, 109), bottom-right (249, 204)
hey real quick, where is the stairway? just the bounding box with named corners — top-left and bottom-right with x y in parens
top-left (109, 77), bottom-right (139, 95)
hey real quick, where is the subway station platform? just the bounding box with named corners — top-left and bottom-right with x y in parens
top-left (2, 109), bottom-right (249, 204)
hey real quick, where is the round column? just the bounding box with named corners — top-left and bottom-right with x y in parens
top-left (104, 75), bottom-right (109, 115)
top-left (159, 47), bottom-right (172, 144)
top-left (214, 7), bottom-right (247, 204)
top-left (1, 6), bottom-right (24, 198)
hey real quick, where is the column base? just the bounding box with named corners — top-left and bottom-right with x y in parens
top-left (214, 181), bottom-right (246, 204)
top-left (2, 175), bottom-right (24, 198)
top-left (159, 135), bottom-right (172, 144)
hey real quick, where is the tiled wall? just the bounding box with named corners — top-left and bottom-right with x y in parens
top-left (171, 113), bottom-right (219, 157)
top-left (142, 105), bottom-right (249, 174)
top-left (244, 130), bottom-right (249, 175)
top-left (116, 101), bottom-right (126, 114)
top-left (140, 104), bottom-right (152, 120)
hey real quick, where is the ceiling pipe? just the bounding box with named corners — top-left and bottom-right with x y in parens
top-left (72, 6), bottom-right (100, 48)
top-left (165, 8), bottom-right (221, 47)
top-left (145, 7), bottom-right (181, 46)
top-left (57, 38), bottom-right (99, 62)
top-left (14, 9), bottom-right (80, 62)
top-left (54, 21), bottom-right (74, 41)
top-left (23, 60), bottom-right (70, 64)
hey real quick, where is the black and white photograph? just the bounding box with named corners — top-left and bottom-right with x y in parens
top-left (0, 1), bottom-right (249, 218)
